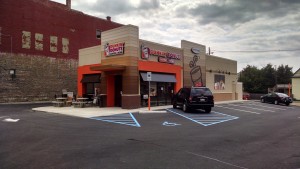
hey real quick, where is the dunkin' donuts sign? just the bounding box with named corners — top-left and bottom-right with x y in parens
top-left (104, 42), bottom-right (125, 57)
top-left (141, 44), bottom-right (181, 64)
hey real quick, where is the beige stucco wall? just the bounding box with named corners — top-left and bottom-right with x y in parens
top-left (181, 40), bottom-right (206, 87)
top-left (206, 55), bottom-right (238, 100)
top-left (236, 82), bottom-right (243, 100)
top-left (292, 78), bottom-right (300, 100)
top-left (78, 45), bottom-right (101, 66)
top-left (139, 39), bottom-right (183, 67)
top-left (101, 24), bottom-right (139, 61)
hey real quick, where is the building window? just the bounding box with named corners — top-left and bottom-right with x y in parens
top-left (96, 30), bottom-right (101, 39)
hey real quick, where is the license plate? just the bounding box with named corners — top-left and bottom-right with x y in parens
top-left (200, 99), bottom-right (205, 102)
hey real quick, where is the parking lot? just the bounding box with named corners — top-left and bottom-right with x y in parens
top-left (1, 101), bottom-right (300, 169)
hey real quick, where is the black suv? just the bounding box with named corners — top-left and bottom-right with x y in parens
top-left (172, 87), bottom-right (214, 113)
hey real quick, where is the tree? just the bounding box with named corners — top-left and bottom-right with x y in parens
top-left (238, 64), bottom-right (293, 93)
top-left (276, 64), bottom-right (293, 84)
top-left (261, 64), bottom-right (276, 92)
top-left (239, 65), bottom-right (263, 93)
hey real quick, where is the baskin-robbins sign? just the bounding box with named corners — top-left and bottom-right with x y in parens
top-left (104, 42), bottom-right (125, 57)
top-left (141, 44), bottom-right (181, 64)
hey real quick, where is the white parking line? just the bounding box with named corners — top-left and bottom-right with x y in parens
top-left (167, 109), bottom-right (239, 126)
top-left (216, 105), bottom-right (260, 114)
top-left (229, 104), bottom-right (275, 112)
top-left (0, 116), bottom-right (9, 119)
top-left (245, 103), bottom-right (287, 110)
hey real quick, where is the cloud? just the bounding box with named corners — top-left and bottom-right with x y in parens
top-left (184, 0), bottom-right (300, 26)
top-left (58, 0), bottom-right (300, 72)
top-left (71, 0), bottom-right (160, 16)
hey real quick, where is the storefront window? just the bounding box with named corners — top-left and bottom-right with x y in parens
top-left (140, 78), bottom-right (174, 107)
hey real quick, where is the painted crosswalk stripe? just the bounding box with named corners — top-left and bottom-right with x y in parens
top-left (167, 109), bottom-right (239, 126)
top-left (90, 113), bottom-right (141, 127)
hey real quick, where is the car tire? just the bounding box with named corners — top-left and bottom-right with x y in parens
top-left (205, 107), bottom-right (211, 113)
top-left (183, 102), bottom-right (189, 112)
top-left (173, 101), bottom-right (177, 109)
top-left (274, 100), bottom-right (279, 105)
top-left (261, 98), bottom-right (265, 103)
top-left (285, 103), bottom-right (290, 106)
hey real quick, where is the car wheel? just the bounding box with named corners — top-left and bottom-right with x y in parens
top-left (205, 107), bottom-right (211, 113)
top-left (173, 101), bottom-right (177, 109)
top-left (261, 98), bottom-right (265, 103)
top-left (274, 100), bottom-right (279, 105)
top-left (183, 102), bottom-right (189, 112)
top-left (285, 103), bottom-right (290, 106)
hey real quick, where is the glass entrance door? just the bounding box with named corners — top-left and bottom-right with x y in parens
top-left (140, 81), bottom-right (174, 107)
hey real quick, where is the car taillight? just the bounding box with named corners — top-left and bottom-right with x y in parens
top-left (189, 97), bottom-right (192, 101)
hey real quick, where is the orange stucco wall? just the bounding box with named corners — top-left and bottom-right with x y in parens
top-left (138, 60), bottom-right (182, 92)
top-left (77, 64), bottom-right (101, 97)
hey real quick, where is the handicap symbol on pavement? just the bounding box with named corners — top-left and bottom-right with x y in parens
top-left (162, 121), bottom-right (181, 126)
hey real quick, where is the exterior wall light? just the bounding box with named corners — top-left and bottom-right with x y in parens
top-left (9, 69), bottom-right (16, 79)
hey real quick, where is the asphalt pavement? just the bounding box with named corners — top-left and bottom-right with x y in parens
top-left (1, 101), bottom-right (300, 169)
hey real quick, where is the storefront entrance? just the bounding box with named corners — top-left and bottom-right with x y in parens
top-left (114, 75), bottom-right (122, 107)
top-left (80, 74), bottom-right (101, 101)
top-left (140, 80), bottom-right (175, 107)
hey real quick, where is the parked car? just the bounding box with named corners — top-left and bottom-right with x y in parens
top-left (260, 92), bottom-right (293, 106)
top-left (172, 87), bottom-right (214, 113)
top-left (243, 93), bottom-right (250, 100)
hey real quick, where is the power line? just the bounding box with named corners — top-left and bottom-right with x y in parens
top-left (212, 49), bottom-right (300, 53)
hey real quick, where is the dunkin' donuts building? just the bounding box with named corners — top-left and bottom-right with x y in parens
top-left (78, 25), bottom-right (242, 109)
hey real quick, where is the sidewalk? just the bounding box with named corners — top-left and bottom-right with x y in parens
top-left (32, 100), bottom-right (248, 118)
top-left (291, 101), bottom-right (300, 107)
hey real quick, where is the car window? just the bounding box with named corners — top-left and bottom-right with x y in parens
top-left (277, 93), bottom-right (288, 97)
top-left (191, 88), bottom-right (212, 96)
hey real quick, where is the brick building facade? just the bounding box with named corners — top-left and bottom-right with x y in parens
top-left (0, 0), bottom-right (123, 102)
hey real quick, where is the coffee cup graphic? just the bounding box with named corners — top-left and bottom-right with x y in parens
top-left (189, 55), bottom-right (203, 87)
top-left (141, 44), bottom-right (150, 59)
top-left (190, 65), bottom-right (203, 86)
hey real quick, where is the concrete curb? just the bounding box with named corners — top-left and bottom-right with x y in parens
top-left (138, 110), bottom-right (167, 114)
top-left (0, 101), bottom-right (52, 105)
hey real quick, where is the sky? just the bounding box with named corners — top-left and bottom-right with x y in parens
top-left (52, 0), bottom-right (300, 72)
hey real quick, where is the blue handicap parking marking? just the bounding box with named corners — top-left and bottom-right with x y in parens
top-left (90, 113), bottom-right (141, 127)
top-left (167, 109), bottom-right (238, 126)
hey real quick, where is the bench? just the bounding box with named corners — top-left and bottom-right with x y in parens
top-left (52, 101), bottom-right (65, 107)
top-left (72, 101), bottom-right (86, 108)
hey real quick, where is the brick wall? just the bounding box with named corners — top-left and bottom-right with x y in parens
top-left (0, 0), bottom-right (123, 103)
top-left (0, 0), bottom-right (122, 59)
top-left (0, 53), bottom-right (78, 102)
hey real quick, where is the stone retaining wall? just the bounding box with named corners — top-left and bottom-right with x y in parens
top-left (0, 53), bottom-right (77, 102)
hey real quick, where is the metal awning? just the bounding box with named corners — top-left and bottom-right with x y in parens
top-left (81, 74), bottom-right (101, 83)
top-left (140, 72), bottom-right (176, 83)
